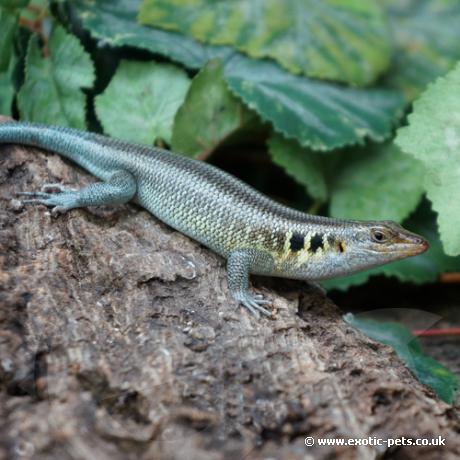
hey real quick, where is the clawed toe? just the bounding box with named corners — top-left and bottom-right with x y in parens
top-left (234, 291), bottom-right (273, 317)
top-left (17, 191), bottom-right (51, 199)
top-left (17, 188), bottom-right (75, 214)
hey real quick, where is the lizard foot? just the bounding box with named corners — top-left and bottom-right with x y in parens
top-left (17, 190), bottom-right (80, 215)
top-left (233, 291), bottom-right (272, 317)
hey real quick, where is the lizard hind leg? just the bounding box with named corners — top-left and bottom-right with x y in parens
top-left (226, 248), bottom-right (274, 318)
top-left (17, 170), bottom-right (137, 215)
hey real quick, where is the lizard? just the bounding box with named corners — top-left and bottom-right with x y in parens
top-left (0, 121), bottom-right (428, 317)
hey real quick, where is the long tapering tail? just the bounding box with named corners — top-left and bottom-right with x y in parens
top-left (0, 121), bottom-right (117, 180)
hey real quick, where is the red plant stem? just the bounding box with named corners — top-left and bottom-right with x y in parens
top-left (413, 327), bottom-right (460, 337)
top-left (440, 272), bottom-right (460, 283)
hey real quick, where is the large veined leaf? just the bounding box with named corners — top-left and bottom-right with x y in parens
top-left (172, 60), bottom-right (256, 158)
top-left (396, 63), bottom-right (460, 256)
top-left (382, 0), bottom-right (460, 101)
top-left (95, 60), bottom-right (190, 145)
top-left (323, 205), bottom-right (460, 290)
top-left (267, 137), bottom-right (425, 221)
top-left (17, 26), bottom-right (95, 129)
top-left (139, 0), bottom-right (391, 86)
top-left (345, 313), bottom-right (458, 403)
top-left (71, 0), bottom-right (233, 70)
top-left (224, 55), bottom-right (403, 150)
top-left (71, 0), bottom-right (404, 151)
top-left (329, 143), bottom-right (425, 222)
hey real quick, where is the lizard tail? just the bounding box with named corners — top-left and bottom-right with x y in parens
top-left (0, 121), bottom-right (112, 180)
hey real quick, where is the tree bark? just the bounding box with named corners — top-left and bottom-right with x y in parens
top-left (1, 118), bottom-right (459, 460)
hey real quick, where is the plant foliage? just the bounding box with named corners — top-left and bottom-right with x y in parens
top-left (18, 26), bottom-right (95, 128)
top-left (345, 313), bottom-right (458, 403)
top-left (396, 63), bottom-right (460, 256)
top-left (95, 60), bottom-right (190, 145)
top-left (139, 0), bottom-right (391, 86)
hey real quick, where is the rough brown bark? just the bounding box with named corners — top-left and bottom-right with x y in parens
top-left (1, 119), bottom-right (459, 460)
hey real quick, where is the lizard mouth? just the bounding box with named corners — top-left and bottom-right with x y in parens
top-left (395, 233), bottom-right (429, 256)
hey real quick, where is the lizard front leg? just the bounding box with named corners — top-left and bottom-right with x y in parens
top-left (227, 248), bottom-right (275, 317)
top-left (18, 170), bottom-right (136, 214)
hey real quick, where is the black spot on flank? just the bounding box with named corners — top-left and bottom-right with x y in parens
top-left (290, 232), bottom-right (304, 252)
top-left (309, 233), bottom-right (324, 253)
top-left (338, 241), bottom-right (345, 253)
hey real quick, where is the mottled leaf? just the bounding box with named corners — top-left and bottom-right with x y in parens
top-left (329, 143), bottom-right (424, 222)
top-left (396, 63), bottom-right (460, 256)
top-left (345, 313), bottom-right (458, 403)
top-left (95, 60), bottom-right (189, 145)
top-left (139, 0), bottom-right (391, 86)
top-left (224, 55), bottom-right (404, 150)
top-left (323, 205), bottom-right (460, 290)
top-left (383, 0), bottom-right (460, 100)
top-left (72, 0), bottom-right (232, 70)
top-left (267, 134), bottom-right (327, 203)
top-left (172, 60), bottom-right (255, 158)
top-left (72, 0), bottom-right (404, 151)
top-left (17, 26), bottom-right (95, 128)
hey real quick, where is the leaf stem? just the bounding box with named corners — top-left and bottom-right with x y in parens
top-left (413, 327), bottom-right (460, 337)
top-left (440, 273), bottom-right (460, 283)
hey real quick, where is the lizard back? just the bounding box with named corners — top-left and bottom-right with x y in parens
top-left (0, 122), bottom-right (346, 262)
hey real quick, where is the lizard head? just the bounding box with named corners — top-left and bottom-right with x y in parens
top-left (341, 220), bottom-right (429, 270)
top-left (276, 220), bottom-right (429, 281)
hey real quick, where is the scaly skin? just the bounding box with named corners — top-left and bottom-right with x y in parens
top-left (0, 122), bottom-right (429, 316)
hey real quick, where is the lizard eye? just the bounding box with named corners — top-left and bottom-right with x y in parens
top-left (371, 229), bottom-right (388, 243)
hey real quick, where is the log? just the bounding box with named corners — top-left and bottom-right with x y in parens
top-left (1, 118), bottom-right (459, 460)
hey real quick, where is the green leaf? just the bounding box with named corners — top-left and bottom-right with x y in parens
top-left (267, 134), bottom-right (327, 203)
top-left (323, 204), bottom-right (460, 290)
top-left (266, 139), bottom-right (425, 219)
top-left (344, 313), bottom-right (458, 403)
top-left (0, 53), bottom-right (16, 116)
top-left (0, 0), bottom-right (28, 10)
top-left (0, 71), bottom-right (14, 115)
top-left (0, 7), bottom-right (17, 115)
top-left (396, 63), bottom-right (460, 256)
top-left (72, 0), bottom-right (233, 70)
top-left (0, 7), bottom-right (17, 71)
top-left (139, 0), bottom-right (391, 86)
top-left (382, 0), bottom-right (460, 101)
top-left (172, 60), bottom-right (255, 158)
top-left (71, 0), bottom-right (405, 150)
top-left (17, 26), bottom-right (95, 129)
top-left (224, 55), bottom-right (404, 151)
top-left (329, 142), bottom-right (424, 222)
top-left (95, 60), bottom-right (190, 145)
top-left (19, 0), bottom-right (48, 22)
